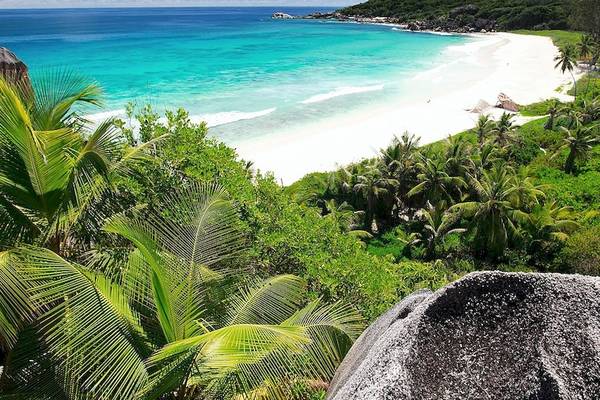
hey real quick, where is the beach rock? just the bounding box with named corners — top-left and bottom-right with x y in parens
top-left (469, 99), bottom-right (492, 113)
top-left (306, 11), bottom-right (496, 34)
top-left (497, 92), bottom-right (519, 112)
top-left (328, 290), bottom-right (432, 400)
top-left (474, 18), bottom-right (493, 30)
top-left (407, 21), bottom-right (422, 31)
top-left (327, 271), bottom-right (600, 400)
top-left (0, 47), bottom-right (30, 88)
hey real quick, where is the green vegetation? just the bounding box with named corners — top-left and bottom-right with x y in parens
top-left (511, 29), bottom-right (582, 47)
top-left (290, 33), bottom-right (600, 278)
top-left (1, 17), bottom-right (600, 400)
top-left (0, 76), bottom-right (365, 399)
top-left (340, 0), bottom-right (570, 30)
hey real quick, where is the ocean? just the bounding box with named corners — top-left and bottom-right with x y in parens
top-left (0, 7), bottom-right (470, 144)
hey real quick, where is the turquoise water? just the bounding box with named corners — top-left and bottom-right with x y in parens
top-left (0, 7), bottom-right (469, 142)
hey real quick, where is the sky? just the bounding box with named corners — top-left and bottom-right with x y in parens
top-left (0, 0), bottom-right (358, 8)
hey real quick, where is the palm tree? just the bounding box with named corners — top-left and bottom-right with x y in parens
top-left (353, 163), bottom-right (397, 232)
top-left (329, 164), bottom-right (361, 202)
top-left (473, 143), bottom-right (499, 176)
top-left (579, 35), bottom-right (595, 62)
top-left (449, 166), bottom-right (527, 259)
top-left (473, 114), bottom-right (494, 147)
top-left (544, 100), bottom-right (561, 130)
top-left (417, 202), bottom-right (466, 259)
top-left (0, 75), bottom-right (160, 254)
top-left (379, 132), bottom-right (420, 205)
top-left (510, 167), bottom-right (546, 211)
top-left (408, 157), bottom-right (466, 205)
top-left (490, 112), bottom-right (518, 147)
top-left (379, 132), bottom-right (420, 174)
top-left (556, 126), bottom-right (599, 174)
top-left (554, 44), bottom-right (579, 98)
top-left (527, 201), bottom-right (579, 245)
top-left (321, 199), bottom-right (366, 234)
top-left (444, 135), bottom-right (475, 179)
top-left (557, 101), bottom-right (582, 129)
top-left (0, 183), bottom-right (362, 399)
top-left (579, 99), bottom-right (600, 124)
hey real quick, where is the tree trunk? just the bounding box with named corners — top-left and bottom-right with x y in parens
top-left (365, 195), bottom-right (374, 233)
top-left (565, 150), bottom-right (576, 174)
top-left (544, 114), bottom-right (554, 130)
top-left (48, 233), bottom-right (61, 256)
top-left (571, 70), bottom-right (578, 99)
top-left (425, 239), bottom-right (436, 260)
top-left (585, 73), bottom-right (592, 95)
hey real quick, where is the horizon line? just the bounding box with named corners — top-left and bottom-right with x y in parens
top-left (0, 4), bottom-right (346, 9)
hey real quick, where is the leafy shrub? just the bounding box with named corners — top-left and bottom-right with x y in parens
top-left (570, 73), bottom-right (600, 100)
top-left (558, 226), bottom-right (600, 275)
top-left (366, 228), bottom-right (410, 261)
top-left (534, 167), bottom-right (600, 211)
top-left (395, 260), bottom-right (460, 298)
top-left (519, 100), bottom-right (561, 116)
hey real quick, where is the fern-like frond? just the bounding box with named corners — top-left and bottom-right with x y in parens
top-left (12, 246), bottom-right (148, 400)
top-left (226, 275), bottom-right (306, 326)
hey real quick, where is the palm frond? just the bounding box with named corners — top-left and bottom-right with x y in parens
top-left (0, 251), bottom-right (32, 349)
top-left (226, 275), bottom-right (306, 326)
top-left (31, 71), bottom-right (103, 130)
top-left (11, 246), bottom-right (148, 400)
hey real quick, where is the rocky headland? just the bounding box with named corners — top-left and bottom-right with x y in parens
top-left (273, 5), bottom-right (496, 34)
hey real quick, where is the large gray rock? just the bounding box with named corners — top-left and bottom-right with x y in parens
top-left (0, 48), bottom-right (29, 86)
top-left (327, 272), bottom-right (600, 400)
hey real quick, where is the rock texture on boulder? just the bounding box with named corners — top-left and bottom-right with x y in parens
top-left (497, 92), bottom-right (520, 112)
top-left (0, 47), bottom-right (31, 90)
top-left (327, 272), bottom-right (600, 400)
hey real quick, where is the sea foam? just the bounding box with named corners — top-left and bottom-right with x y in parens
top-left (84, 107), bottom-right (276, 129)
top-left (191, 107), bottom-right (277, 127)
top-left (300, 84), bottom-right (384, 105)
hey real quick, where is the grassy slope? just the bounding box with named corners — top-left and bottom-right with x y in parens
top-left (511, 29), bottom-right (583, 47)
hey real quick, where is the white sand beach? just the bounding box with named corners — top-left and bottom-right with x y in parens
top-left (232, 32), bottom-right (577, 184)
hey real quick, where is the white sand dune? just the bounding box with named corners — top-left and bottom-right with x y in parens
top-left (232, 33), bottom-right (579, 184)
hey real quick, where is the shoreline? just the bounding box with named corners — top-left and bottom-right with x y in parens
top-left (232, 32), bottom-right (579, 184)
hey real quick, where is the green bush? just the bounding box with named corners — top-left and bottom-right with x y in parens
top-left (534, 167), bottom-right (600, 211)
top-left (366, 228), bottom-right (410, 261)
top-left (570, 73), bottom-right (600, 100)
top-left (519, 100), bottom-right (560, 116)
top-left (558, 226), bottom-right (600, 275)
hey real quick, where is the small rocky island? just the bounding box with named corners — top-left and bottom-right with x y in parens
top-left (272, 5), bottom-right (496, 34)
top-left (271, 12), bottom-right (294, 20)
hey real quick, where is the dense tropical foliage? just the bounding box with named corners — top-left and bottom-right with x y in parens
top-left (340, 0), bottom-right (570, 30)
top-left (0, 75), bottom-right (363, 399)
top-left (290, 34), bottom-right (600, 276)
top-left (1, 28), bottom-right (600, 400)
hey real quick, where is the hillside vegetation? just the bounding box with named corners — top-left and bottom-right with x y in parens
top-left (512, 29), bottom-right (582, 47)
top-left (340, 0), bottom-right (570, 30)
top-left (1, 22), bottom-right (600, 400)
